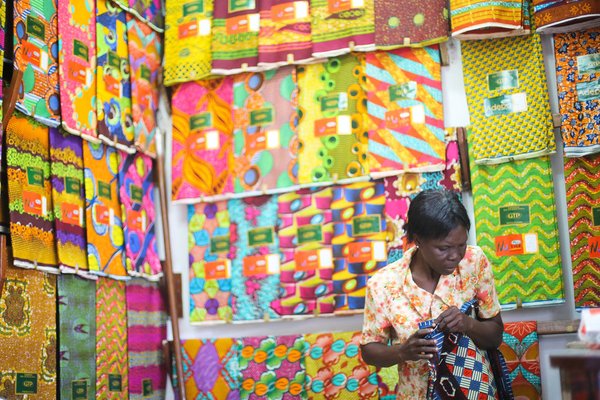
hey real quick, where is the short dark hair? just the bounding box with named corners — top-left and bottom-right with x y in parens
top-left (404, 189), bottom-right (470, 242)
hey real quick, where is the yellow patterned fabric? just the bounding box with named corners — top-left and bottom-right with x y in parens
top-left (462, 34), bottom-right (555, 164)
top-left (164, 0), bottom-right (213, 86)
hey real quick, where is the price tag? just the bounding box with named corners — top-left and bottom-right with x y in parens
top-left (179, 18), bottom-right (211, 38)
top-left (314, 115), bottom-right (352, 137)
top-left (590, 237), bottom-right (600, 258)
top-left (294, 248), bottom-right (333, 271)
top-left (68, 60), bottom-right (89, 84)
top-left (61, 203), bottom-right (83, 226)
top-left (243, 254), bottom-right (280, 276)
top-left (23, 191), bottom-right (47, 217)
top-left (272, 1), bottom-right (308, 22)
top-left (127, 210), bottom-right (146, 231)
top-left (21, 41), bottom-right (49, 71)
top-left (205, 260), bottom-right (231, 279)
top-left (346, 241), bottom-right (387, 263)
top-left (495, 233), bottom-right (538, 257)
top-left (192, 130), bottom-right (220, 151)
top-left (16, 373), bottom-right (38, 395)
top-left (103, 74), bottom-right (121, 97)
top-left (94, 204), bottom-right (114, 226)
top-left (226, 13), bottom-right (260, 34)
top-left (328, 0), bottom-right (364, 12)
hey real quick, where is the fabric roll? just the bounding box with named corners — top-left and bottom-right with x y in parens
top-left (96, 277), bottom-right (128, 399)
top-left (554, 29), bottom-right (600, 157)
top-left (471, 154), bottom-right (564, 308)
top-left (363, 47), bottom-right (446, 174)
top-left (310, 0), bottom-right (375, 57)
top-left (128, 0), bottom-right (164, 32)
top-left (304, 331), bottom-right (378, 399)
top-left (450, 0), bottom-right (531, 39)
top-left (297, 55), bottom-right (368, 184)
top-left (534, 0), bottom-right (600, 33)
top-left (331, 181), bottom-right (387, 312)
top-left (126, 278), bottom-right (167, 399)
top-left (6, 114), bottom-right (58, 271)
top-left (564, 155), bottom-right (600, 308)
top-left (164, 0), bottom-right (213, 85)
top-left (13, 0), bottom-right (61, 127)
top-left (96, 0), bottom-right (135, 149)
top-left (211, 0), bottom-right (260, 74)
top-left (462, 34), bottom-right (555, 164)
top-left (50, 129), bottom-right (88, 273)
top-left (179, 338), bottom-right (240, 399)
top-left (188, 201), bottom-right (234, 323)
top-left (258, 0), bottom-right (314, 67)
top-left (229, 195), bottom-right (281, 321)
top-left (374, 0), bottom-right (449, 49)
top-left (273, 187), bottom-right (335, 316)
top-left (171, 78), bottom-right (235, 200)
top-left (58, 275), bottom-right (96, 400)
top-left (58, 0), bottom-right (97, 137)
top-left (118, 152), bottom-right (161, 278)
top-left (500, 321), bottom-right (541, 399)
top-left (83, 141), bottom-right (127, 278)
top-left (0, 267), bottom-right (57, 399)
top-left (238, 335), bottom-right (305, 399)
top-left (233, 66), bottom-right (299, 193)
top-left (127, 15), bottom-right (161, 157)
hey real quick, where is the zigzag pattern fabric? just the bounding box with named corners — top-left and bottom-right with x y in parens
top-left (470, 155), bottom-right (564, 307)
top-left (363, 47), bottom-right (446, 174)
top-left (462, 34), bottom-right (555, 164)
top-left (96, 278), bottom-right (128, 399)
top-left (564, 155), bottom-right (600, 308)
top-left (499, 321), bottom-right (541, 399)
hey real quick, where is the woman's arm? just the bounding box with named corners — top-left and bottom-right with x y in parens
top-left (435, 308), bottom-right (504, 350)
top-left (361, 328), bottom-right (438, 368)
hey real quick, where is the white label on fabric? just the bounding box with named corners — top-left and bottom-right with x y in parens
top-left (523, 233), bottom-right (538, 254)
top-left (318, 248), bottom-right (333, 268)
top-left (372, 241), bottom-right (387, 261)
top-left (337, 115), bottom-right (352, 135)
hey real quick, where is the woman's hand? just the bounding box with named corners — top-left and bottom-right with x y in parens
top-left (398, 328), bottom-right (438, 362)
top-left (435, 306), bottom-right (473, 334)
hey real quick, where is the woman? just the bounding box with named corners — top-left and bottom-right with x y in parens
top-left (360, 189), bottom-right (504, 399)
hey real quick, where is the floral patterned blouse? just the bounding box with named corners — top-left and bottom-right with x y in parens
top-left (360, 245), bottom-right (501, 399)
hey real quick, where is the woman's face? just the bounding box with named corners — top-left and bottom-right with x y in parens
top-left (415, 226), bottom-right (469, 276)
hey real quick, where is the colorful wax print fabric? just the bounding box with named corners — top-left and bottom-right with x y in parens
top-left (188, 201), bottom-right (234, 323)
top-left (172, 78), bottom-right (235, 200)
top-left (500, 321), bottom-right (541, 399)
top-left (534, 0), bottom-right (600, 33)
top-left (376, 366), bottom-right (399, 400)
top-left (83, 141), bottom-right (127, 278)
top-left (180, 338), bottom-right (240, 399)
top-left (229, 196), bottom-right (281, 321)
top-left (14, 0), bottom-right (61, 127)
top-left (332, 181), bottom-right (387, 312)
top-left (238, 335), bottom-right (305, 399)
top-left (126, 279), bottom-right (167, 399)
top-left (128, 0), bottom-right (164, 32)
top-left (310, 0), bottom-right (375, 57)
top-left (233, 67), bottom-right (299, 193)
top-left (164, 0), bottom-right (213, 85)
top-left (0, 0), bottom-right (5, 135)
top-left (58, 0), bottom-right (97, 137)
top-left (96, 0), bottom-right (134, 148)
top-left (363, 47), bottom-right (446, 174)
top-left (273, 188), bottom-right (335, 316)
top-left (297, 55), bottom-right (368, 184)
top-left (554, 29), bottom-right (600, 157)
top-left (96, 278), bottom-right (128, 399)
top-left (462, 34), bottom-right (555, 164)
top-left (50, 130), bottom-right (88, 273)
top-left (441, 128), bottom-right (463, 193)
top-left (0, 267), bottom-right (57, 399)
top-left (211, 0), bottom-right (260, 74)
top-left (470, 155), bottom-right (564, 308)
top-left (119, 152), bottom-right (161, 278)
top-left (258, 0), bottom-right (313, 67)
top-left (564, 155), bottom-right (600, 308)
top-left (6, 114), bottom-right (58, 271)
top-left (450, 0), bottom-right (531, 39)
top-left (374, 0), bottom-right (449, 48)
top-left (58, 275), bottom-right (96, 400)
top-left (127, 16), bottom-right (161, 157)
top-left (304, 331), bottom-right (378, 399)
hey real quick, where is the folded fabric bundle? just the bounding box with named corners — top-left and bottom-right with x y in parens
top-left (297, 55), bottom-right (368, 184)
top-left (450, 0), bottom-right (531, 39)
top-left (164, 0), bottom-right (213, 85)
top-left (499, 321), bottom-right (541, 399)
top-left (0, 267), bottom-right (57, 399)
top-left (211, 0), bottom-right (260, 74)
top-left (470, 155), bottom-right (564, 308)
top-left (171, 78), bottom-right (235, 200)
top-left (534, 0), bottom-right (600, 33)
top-left (363, 47), bottom-right (446, 174)
top-left (564, 155), bottom-right (600, 308)
top-left (374, 0), bottom-right (449, 49)
top-left (83, 141), bottom-right (127, 278)
top-left (462, 34), bottom-right (555, 164)
top-left (58, 0), bottom-right (97, 137)
top-left (232, 66), bottom-right (298, 193)
top-left (188, 201), bottom-right (234, 323)
top-left (127, 15), bottom-right (161, 157)
top-left (554, 29), bottom-right (600, 157)
top-left (13, 0), bottom-right (61, 127)
top-left (50, 130), bottom-right (88, 274)
top-left (310, 0), bottom-right (375, 58)
top-left (6, 113), bottom-right (58, 272)
top-left (273, 187), bottom-right (335, 316)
